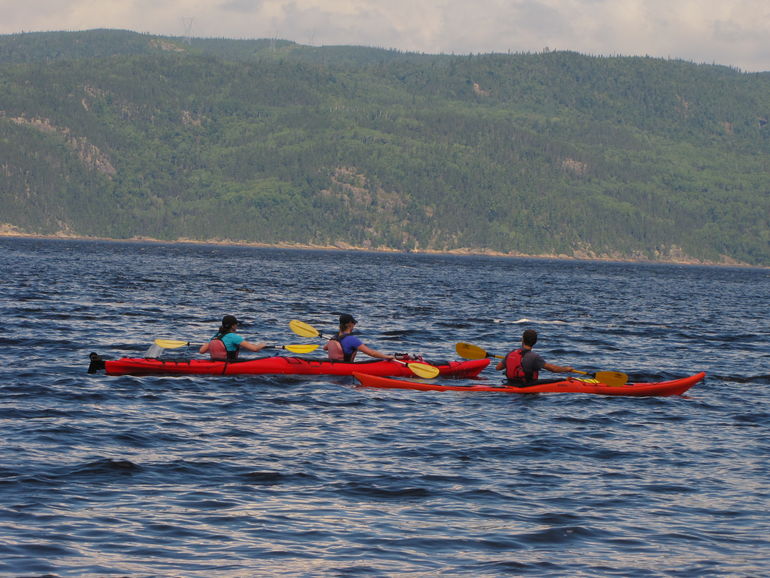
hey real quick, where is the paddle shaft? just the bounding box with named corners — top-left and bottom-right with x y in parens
top-left (153, 339), bottom-right (317, 354)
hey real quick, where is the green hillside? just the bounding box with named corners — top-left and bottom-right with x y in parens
top-left (1, 29), bottom-right (768, 265)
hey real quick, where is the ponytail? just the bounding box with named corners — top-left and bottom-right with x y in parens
top-left (216, 315), bottom-right (239, 339)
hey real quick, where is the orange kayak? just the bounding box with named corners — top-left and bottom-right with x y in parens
top-left (353, 371), bottom-right (706, 396)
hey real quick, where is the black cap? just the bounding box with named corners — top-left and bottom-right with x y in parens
top-left (222, 315), bottom-right (239, 327)
top-left (339, 313), bottom-right (357, 325)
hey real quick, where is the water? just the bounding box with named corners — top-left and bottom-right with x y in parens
top-left (1, 237), bottom-right (768, 576)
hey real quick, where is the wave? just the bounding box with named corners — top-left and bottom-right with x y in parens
top-left (493, 318), bottom-right (569, 325)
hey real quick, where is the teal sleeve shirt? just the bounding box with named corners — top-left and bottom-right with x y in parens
top-left (212, 332), bottom-right (244, 352)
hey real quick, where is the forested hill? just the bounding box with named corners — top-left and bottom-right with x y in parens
top-left (1, 29), bottom-right (768, 266)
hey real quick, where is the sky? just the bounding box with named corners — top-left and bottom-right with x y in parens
top-left (1, 0), bottom-right (768, 72)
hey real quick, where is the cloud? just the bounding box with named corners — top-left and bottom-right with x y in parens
top-left (220, 0), bottom-right (263, 13)
top-left (0, 0), bottom-right (767, 71)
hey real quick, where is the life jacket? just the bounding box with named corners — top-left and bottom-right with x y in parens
top-left (208, 337), bottom-right (237, 362)
top-left (327, 334), bottom-right (357, 362)
top-left (504, 348), bottom-right (538, 381)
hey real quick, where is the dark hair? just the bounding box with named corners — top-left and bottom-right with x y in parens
top-left (217, 315), bottom-right (239, 337)
top-left (522, 329), bottom-right (538, 347)
top-left (339, 313), bottom-right (357, 327)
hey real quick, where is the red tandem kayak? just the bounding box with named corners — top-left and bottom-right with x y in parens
top-left (353, 371), bottom-right (706, 396)
top-left (96, 356), bottom-right (490, 378)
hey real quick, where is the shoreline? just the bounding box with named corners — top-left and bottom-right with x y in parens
top-left (0, 230), bottom-right (764, 269)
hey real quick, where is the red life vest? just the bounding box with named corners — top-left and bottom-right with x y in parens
top-left (207, 339), bottom-right (230, 361)
top-left (326, 338), bottom-right (344, 361)
top-left (326, 335), bottom-right (357, 362)
top-left (504, 348), bottom-right (538, 381)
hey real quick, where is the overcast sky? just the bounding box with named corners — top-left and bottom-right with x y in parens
top-left (1, 0), bottom-right (768, 72)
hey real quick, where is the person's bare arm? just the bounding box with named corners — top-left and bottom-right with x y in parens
top-left (543, 362), bottom-right (574, 373)
top-left (240, 340), bottom-right (267, 353)
top-left (357, 343), bottom-right (394, 360)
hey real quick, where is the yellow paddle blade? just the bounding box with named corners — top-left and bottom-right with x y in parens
top-left (455, 342), bottom-right (487, 359)
top-left (154, 339), bottom-right (191, 349)
top-left (406, 362), bottom-right (441, 379)
top-left (594, 371), bottom-right (628, 387)
top-left (573, 369), bottom-right (628, 386)
top-left (455, 342), bottom-right (504, 360)
top-left (289, 319), bottom-right (320, 339)
top-left (282, 344), bottom-right (319, 354)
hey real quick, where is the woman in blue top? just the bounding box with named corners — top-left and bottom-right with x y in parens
top-left (324, 313), bottom-right (394, 362)
top-left (199, 315), bottom-right (266, 361)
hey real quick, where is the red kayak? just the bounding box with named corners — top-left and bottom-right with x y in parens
top-left (98, 356), bottom-right (489, 378)
top-left (353, 371), bottom-right (706, 396)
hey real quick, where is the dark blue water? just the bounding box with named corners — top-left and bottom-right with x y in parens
top-left (1, 238), bottom-right (768, 576)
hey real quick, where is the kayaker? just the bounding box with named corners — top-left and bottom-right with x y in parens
top-left (199, 315), bottom-right (267, 361)
top-left (324, 313), bottom-right (395, 362)
top-left (496, 329), bottom-right (574, 383)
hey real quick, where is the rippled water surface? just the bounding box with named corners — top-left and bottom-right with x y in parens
top-left (1, 238), bottom-right (769, 576)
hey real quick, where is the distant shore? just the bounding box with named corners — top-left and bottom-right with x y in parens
top-left (0, 230), bottom-right (763, 269)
